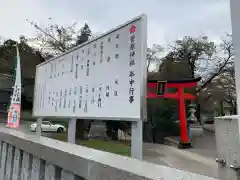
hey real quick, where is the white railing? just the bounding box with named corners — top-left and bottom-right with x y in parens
top-left (0, 127), bottom-right (219, 180)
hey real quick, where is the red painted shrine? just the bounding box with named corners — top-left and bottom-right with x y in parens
top-left (147, 77), bottom-right (201, 147)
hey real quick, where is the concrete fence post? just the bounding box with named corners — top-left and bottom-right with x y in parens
top-left (215, 116), bottom-right (240, 180)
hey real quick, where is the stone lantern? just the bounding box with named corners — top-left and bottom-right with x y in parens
top-left (188, 104), bottom-right (203, 136)
top-left (188, 104), bottom-right (197, 123)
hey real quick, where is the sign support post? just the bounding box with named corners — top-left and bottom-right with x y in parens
top-left (131, 120), bottom-right (143, 160)
top-left (36, 118), bottom-right (42, 136)
top-left (68, 119), bottom-right (76, 144)
top-left (230, 0), bottom-right (240, 114)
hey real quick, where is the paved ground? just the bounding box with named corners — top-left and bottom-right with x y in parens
top-left (143, 142), bottom-right (218, 178)
top-left (188, 129), bottom-right (216, 159)
top-left (164, 127), bottom-right (217, 159)
top-left (0, 121), bottom-right (219, 178)
top-left (143, 126), bottom-right (218, 178)
top-left (203, 124), bottom-right (215, 133)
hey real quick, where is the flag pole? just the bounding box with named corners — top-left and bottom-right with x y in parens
top-left (16, 43), bottom-right (22, 122)
top-left (7, 42), bottom-right (21, 128)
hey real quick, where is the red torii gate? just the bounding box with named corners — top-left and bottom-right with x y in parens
top-left (147, 77), bottom-right (201, 148)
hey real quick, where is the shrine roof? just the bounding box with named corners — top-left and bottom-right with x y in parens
top-left (148, 77), bottom-right (201, 83)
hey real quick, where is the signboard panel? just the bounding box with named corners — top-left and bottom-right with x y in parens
top-left (33, 14), bottom-right (147, 120)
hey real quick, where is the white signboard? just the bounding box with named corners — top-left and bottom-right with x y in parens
top-left (33, 14), bottom-right (147, 120)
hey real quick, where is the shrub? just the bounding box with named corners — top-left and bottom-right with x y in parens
top-left (149, 100), bottom-right (180, 143)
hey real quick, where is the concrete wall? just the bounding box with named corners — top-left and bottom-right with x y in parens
top-left (0, 127), bottom-right (218, 180)
top-left (215, 115), bottom-right (240, 180)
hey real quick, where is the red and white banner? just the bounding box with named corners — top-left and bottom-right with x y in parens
top-left (7, 104), bottom-right (20, 128)
top-left (7, 44), bottom-right (21, 128)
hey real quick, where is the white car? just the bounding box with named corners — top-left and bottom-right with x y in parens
top-left (30, 121), bottom-right (66, 133)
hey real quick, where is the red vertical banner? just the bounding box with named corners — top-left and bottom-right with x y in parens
top-left (7, 104), bottom-right (20, 128)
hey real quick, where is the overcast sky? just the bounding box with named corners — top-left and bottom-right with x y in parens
top-left (0, 0), bottom-right (231, 46)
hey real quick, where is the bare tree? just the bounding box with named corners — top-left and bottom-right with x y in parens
top-left (208, 66), bottom-right (236, 115)
top-left (147, 44), bottom-right (164, 72)
top-left (26, 18), bottom-right (91, 56)
top-left (197, 34), bottom-right (234, 92)
top-left (161, 34), bottom-right (234, 122)
top-left (196, 35), bottom-right (234, 117)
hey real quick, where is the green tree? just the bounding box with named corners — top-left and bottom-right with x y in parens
top-left (0, 38), bottom-right (44, 110)
top-left (76, 23), bottom-right (92, 45)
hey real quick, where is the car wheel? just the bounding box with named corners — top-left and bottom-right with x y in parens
top-left (57, 127), bottom-right (64, 133)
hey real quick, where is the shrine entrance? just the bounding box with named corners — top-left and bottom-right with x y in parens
top-left (147, 77), bottom-right (201, 148)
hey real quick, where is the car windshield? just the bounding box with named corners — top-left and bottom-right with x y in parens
top-left (42, 121), bottom-right (51, 125)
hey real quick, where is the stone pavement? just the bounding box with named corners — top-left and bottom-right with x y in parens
top-left (143, 143), bottom-right (218, 178)
top-left (164, 126), bottom-right (217, 159)
top-left (203, 124), bottom-right (215, 133)
top-left (143, 127), bottom-right (218, 178)
top-left (188, 129), bottom-right (216, 159)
